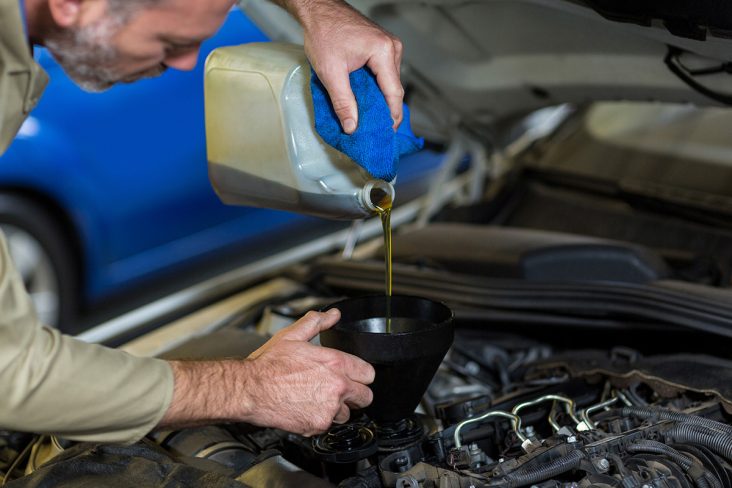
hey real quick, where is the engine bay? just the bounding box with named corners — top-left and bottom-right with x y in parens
top-left (5, 161), bottom-right (732, 487)
top-left (147, 330), bottom-right (732, 487)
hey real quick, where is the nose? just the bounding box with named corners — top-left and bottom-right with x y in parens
top-left (163, 48), bottom-right (200, 71)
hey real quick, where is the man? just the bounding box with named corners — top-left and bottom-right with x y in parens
top-left (0, 0), bottom-right (405, 443)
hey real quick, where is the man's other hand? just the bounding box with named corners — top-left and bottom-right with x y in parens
top-left (282, 0), bottom-right (404, 134)
top-left (243, 309), bottom-right (374, 435)
top-left (159, 309), bottom-right (375, 437)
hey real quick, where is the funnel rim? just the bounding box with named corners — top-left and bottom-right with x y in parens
top-left (323, 294), bottom-right (453, 337)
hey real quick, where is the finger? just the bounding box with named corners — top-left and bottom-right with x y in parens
top-left (367, 45), bottom-right (405, 130)
top-left (341, 352), bottom-right (375, 385)
top-left (343, 382), bottom-right (374, 410)
top-left (394, 37), bottom-right (404, 78)
top-left (344, 384), bottom-right (373, 410)
top-left (280, 309), bottom-right (341, 342)
top-left (333, 403), bottom-right (350, 424)
top-left (316, 64), bottom-right (359, 134)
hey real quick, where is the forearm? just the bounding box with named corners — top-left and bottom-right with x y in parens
top-left (157, 360), bottom-right (253, 429)
top-left (269, 0), bottom-right (354, 32)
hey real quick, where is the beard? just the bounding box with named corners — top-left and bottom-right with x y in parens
top-left (44, 15), bottom-right (167, 92)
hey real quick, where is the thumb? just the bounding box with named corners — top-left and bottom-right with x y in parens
top-left (281, 309), bottom-right (341, 342)
top-left (317, 66), bottom-right (358, 134)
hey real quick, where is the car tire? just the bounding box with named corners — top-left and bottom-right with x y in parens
top-left (0, 194), bottom-right (79, 332)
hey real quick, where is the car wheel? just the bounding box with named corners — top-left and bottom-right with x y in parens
top-left (0, 195), bottom-right (78, 331)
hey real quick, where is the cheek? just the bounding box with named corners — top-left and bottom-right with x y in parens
top-left (111, 27), bottom-right (166, 68)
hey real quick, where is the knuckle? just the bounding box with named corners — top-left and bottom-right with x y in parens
top-left (303, 310), bottom-right (321, 322)
top-left (330, 98), bottom-right (354, 114)
top-left (321, 348), bottom-right (341, 366)
top-left (364, 364), bottom-right (376, 383)
top-left (316, 62), bottom-right (338, 78)
top-left (330, 353), bottom-right (346, 369)
top-left (332, 377), bottom-right (348, 396)
top-left (379, 38), bottom-right (396, 54)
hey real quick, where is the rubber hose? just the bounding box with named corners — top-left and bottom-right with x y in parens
top-left (494, 450), bottom-right (585, 488)
top-left (627, 440), bottom-right (722, 488)
top-left (667, 423), bottom-right (732, 462)
top-left (626, 440), bottom-right (693, 469)
top-left (696, 476), bottom-right (711, 488)
top-left (622, 407), bottom-right (732, 435)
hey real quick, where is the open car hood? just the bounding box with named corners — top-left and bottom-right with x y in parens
top-left (240, 0), bottom-right (732, 140)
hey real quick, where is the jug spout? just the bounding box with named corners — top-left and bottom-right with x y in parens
top-left (360, 180), bottom-right (395, 213)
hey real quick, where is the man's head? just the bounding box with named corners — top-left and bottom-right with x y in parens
top-left (38, 0), bottom-right (235, 91)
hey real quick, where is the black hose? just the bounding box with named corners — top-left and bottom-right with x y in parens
top-left (667, 423), bottom-right (732, 463)
top-left (621, 407), bottom-right (732, 435)
top-left (627, 440), bottom-right (722, 488)
top-left (489, 450), bottom-right (584, 488)
top-left (626, 440), bottom-right (692, 469)
top-left (696, 476), bottom-right (712, 488)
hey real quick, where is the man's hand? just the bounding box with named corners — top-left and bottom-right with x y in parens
top-left (277, 0), bottom-right (404, 134)
top-left (159, 309), bottom-right (375, 437)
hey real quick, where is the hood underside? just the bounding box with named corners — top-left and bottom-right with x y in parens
top-left (240, 0), bottom-right (732, 139)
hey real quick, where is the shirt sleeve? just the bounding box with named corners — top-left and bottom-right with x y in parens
top-left (0, 233), bottom-right (174, 444)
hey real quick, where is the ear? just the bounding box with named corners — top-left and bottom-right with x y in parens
top-left (47, 0), bottom-right (84, 27)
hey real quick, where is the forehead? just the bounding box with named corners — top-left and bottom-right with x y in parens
top-left (128, 0), bottom-right (235, 40)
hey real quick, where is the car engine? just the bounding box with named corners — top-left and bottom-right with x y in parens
top-left (4, 219), bottom-right (732, 487)
top-left (148, 329), bottom-right (732, 488)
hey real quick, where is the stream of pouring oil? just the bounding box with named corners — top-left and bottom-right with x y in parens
top-left (375, 196), bottom-right (393, 333)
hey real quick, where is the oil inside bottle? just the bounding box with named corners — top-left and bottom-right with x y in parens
top-left (373, 190), bottom-right (393, 333)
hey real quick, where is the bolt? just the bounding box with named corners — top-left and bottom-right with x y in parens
top-left (396, 476), bottom-right (419, 488)
top-left (567, 435), bottom-right (577, 443)
top-left (525, 425), bottom-right (536, 437)
top-left (465, 361), bottom-right (480, 375)
top-left (394, 455), bottom-right (411, 473)
top-left (595, 458), bottom-right (610, 471)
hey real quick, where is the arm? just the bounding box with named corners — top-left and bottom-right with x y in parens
top-left (0, 234), bottom-right (174, 444)
top-left (272, 0), bottom-right (405, 134)
top-left (0, 235), bottom-right (372, 442)
top-left (158, 309), bottom-right (375, 436)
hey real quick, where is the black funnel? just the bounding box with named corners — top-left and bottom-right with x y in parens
top-left (321, 295), bottom-right (453, 423)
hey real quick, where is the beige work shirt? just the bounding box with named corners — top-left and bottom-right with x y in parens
top-left (0, 0), bottom-right (174, 443)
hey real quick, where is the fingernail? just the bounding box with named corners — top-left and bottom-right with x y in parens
top-left (327, 308), bottom-right (340, 316)
top-left (343, 119), bottom-right (356, 133)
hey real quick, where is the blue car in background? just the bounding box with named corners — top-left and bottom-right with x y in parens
top-left (0, 8), bottom-right (443, 332)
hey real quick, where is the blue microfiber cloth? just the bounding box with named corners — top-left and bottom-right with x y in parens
top-left (310, 67), bottom-right (424, 182)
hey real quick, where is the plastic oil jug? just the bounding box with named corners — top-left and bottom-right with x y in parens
top-left (204, 42), bottom-right (395, 220)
